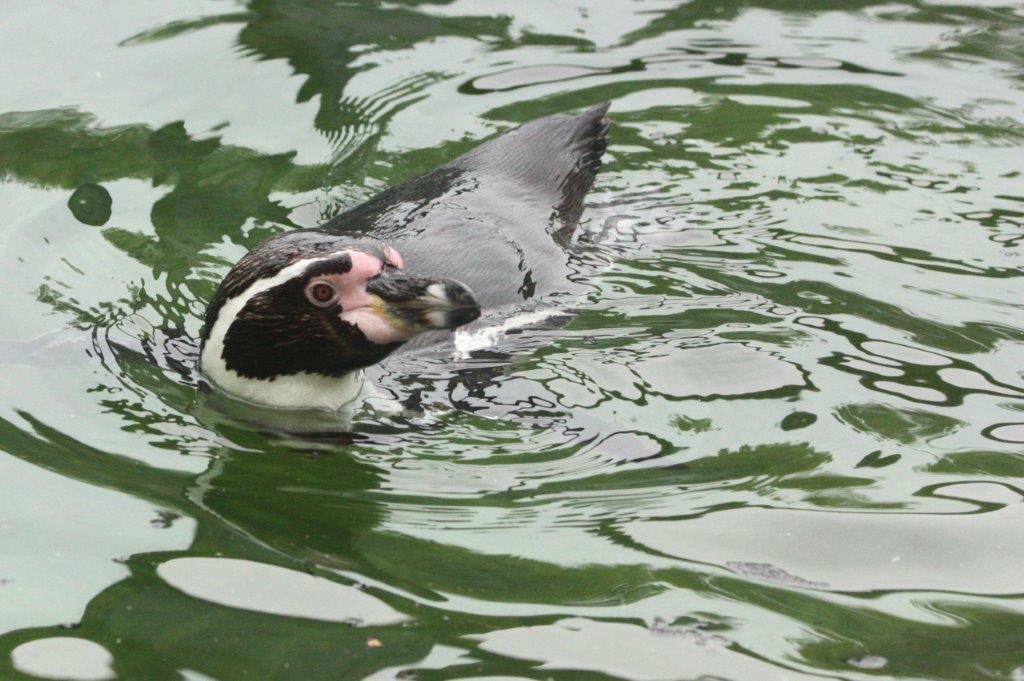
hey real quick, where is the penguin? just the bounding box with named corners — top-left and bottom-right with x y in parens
top-left (199, 102), bottom-right (611, 410)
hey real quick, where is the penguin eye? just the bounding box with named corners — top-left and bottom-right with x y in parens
top-left (307, 282), bottom-right (336, 306)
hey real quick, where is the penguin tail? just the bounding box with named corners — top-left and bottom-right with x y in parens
top-left (456, 101), bottom-right (612, 227)
top-left (557, 101), bottom-right (611, 225)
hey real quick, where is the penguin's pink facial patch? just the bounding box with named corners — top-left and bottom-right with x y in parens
top-left (383, 245), bottom-right (404, 269)
top-left (301, 248), bottom-right (415, 346)
top-left (302, 250), bottom-right (380, 310)
top-left (347, 249), bottom-right (387, 282)
top-left (339, 307), bottom-right (413, 345)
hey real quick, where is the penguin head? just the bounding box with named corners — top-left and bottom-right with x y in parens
top-left (199, 231), bottom-right (479, 409)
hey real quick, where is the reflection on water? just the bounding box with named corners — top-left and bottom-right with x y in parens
top-left (1, 0), bottom-right (1024, 678)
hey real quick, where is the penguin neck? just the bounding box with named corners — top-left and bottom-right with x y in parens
top-left (201, 359), bottom-right (367, 411)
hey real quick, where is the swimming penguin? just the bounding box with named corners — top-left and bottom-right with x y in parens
top-left (199, 102), bottom-right (611, 410)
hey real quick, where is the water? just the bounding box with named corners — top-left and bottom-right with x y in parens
top-left (1, 1), bottom-right (1023, 678)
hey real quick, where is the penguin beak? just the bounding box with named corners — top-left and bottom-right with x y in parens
top-left (365, 270), bottom-right (481, 333)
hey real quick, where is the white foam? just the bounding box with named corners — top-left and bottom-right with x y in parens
top-left (453, 308), bottom-right (562, 359)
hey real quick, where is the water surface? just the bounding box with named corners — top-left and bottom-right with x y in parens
top-left (2, 1), bottom-right (1024, 678)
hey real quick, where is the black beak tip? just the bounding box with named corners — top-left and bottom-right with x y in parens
top-left (446, 306), bottom-right (480, 328)
top-left (444, 281), bottom-right (481, 328)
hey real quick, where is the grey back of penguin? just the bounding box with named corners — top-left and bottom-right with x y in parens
top-left (315, 102), bottom-right (611, 317)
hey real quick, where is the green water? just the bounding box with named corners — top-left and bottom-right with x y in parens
top-left (2, 1), bottom-right (1024, 678)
